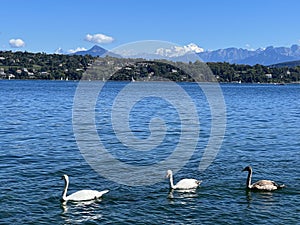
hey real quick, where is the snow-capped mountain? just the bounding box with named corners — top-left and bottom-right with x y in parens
top-left (72, 44), bottom-right (300, 65)
top-left (155, 43), bottom-right (204, 57)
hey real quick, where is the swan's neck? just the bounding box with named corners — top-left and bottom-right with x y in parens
top-left (169, 174), bottom-right (175, 189)
top-left (246, 169), bottom-right (252, 188)
top-left (62, 178), bottom-right (69, 201)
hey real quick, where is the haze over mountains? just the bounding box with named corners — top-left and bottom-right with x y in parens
top-left (73, 44), bottom-right (300, 66)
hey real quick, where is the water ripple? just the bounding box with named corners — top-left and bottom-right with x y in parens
top-left (0, 81), bottom-right (299, 224)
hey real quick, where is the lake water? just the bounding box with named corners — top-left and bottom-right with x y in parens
top-left (0, 80), bottom-right (299, 224)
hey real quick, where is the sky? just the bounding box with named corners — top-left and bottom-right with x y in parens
top-left (1, 0), bottom-right (300, 53)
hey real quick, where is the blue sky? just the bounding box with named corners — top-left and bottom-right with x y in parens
top-left (1, 0), bottom-right (300, 53)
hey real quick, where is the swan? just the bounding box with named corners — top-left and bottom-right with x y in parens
top-left (61, 174), bottom-right (109, 202)
top-left (166, 170), bottom-right (202, 190)
top-left (242, 166), bottom-right (285, 191)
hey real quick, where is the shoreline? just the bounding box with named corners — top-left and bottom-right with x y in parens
top-left (1, 78), bottom-right (300, 85)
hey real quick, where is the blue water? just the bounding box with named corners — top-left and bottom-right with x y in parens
top-left (0, 80), bottom-right (299, 224)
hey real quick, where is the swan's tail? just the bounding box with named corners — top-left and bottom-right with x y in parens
top-left (196, 180), bottom-right (202, 186)
top-left (277, 184), bottom-right (285, 189)
top-left (98, 189), bottom-right (109, 197)
top-left (272, 181), bottom-right (285, 189)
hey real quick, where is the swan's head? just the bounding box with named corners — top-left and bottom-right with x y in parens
top-left (62, 174), bottom-right (69, 182)
top-left (242, 166), bottom-right (252, 172)
top-left (166, 170), bottom-right (173, 178)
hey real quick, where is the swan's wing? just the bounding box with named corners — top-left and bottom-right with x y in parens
top-left (67, 189), bottom-right (108, 201)
top-left (251, 180), bottom-right (278, 191)
top-left (174, 179), bottom-right (201, 189)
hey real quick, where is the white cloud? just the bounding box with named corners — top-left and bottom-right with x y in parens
top-left (85, 33), bottom-right (114, 44)
top-left (155, 43), bottom-right (204, 57)
top-left (68, 47), bottom-right (87, 54)
top-left (9, 38), bottom-right (25, 48)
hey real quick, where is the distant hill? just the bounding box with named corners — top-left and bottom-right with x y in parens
top-left (73, 45), bottom-right (121, 58)
top-left (270, 59), bottom-right (300, 68)
top-left (73, 45), bottom-right (107, 57)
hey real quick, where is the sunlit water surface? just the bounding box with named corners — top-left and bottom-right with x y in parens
top-left (0, 80), bottom-right (299, 224)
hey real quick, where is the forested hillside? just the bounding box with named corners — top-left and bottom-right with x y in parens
top-left (1, 50), bottom-right (300, 83)
top-left (0, 51), bottom-right (93, 80)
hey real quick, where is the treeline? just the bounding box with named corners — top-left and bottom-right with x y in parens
top-left (1, 50), bottom-right (300, 83)
top-left (0, 51), bottom-right (93, 80)
top-left (85, 58), bottom-right (215, 82)
top-left (207, 62), bottom-right (300, 83)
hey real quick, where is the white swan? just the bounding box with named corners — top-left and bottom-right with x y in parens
top-left (61, 174), bottom-right (109, 202)
top-left (242, 166), bottom-right (285, 191)
top-left (166, 170), bottom-right (202, 190)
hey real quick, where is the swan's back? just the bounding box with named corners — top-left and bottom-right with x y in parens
top-left (66, 189), bottom-right (109, 201)
top-left (251, 180), bottom-right (284, 191)
top-left (174, 179), bottom-right (202, 190)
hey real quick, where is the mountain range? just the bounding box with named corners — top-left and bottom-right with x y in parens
top-left (74, 44), bottom-right (300, 66)
top-left (73, 45), bottom-right (120, 58)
